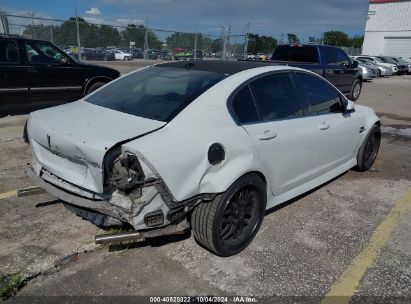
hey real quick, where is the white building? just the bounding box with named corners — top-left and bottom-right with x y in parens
top-left (362, 0), bottom-right (411, 59)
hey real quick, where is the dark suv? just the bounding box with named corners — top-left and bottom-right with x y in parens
top-left (0, 36), bottom-right (120, 115)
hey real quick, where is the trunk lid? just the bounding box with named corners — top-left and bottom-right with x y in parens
top-left (28, 100), bottom-right (165, 193)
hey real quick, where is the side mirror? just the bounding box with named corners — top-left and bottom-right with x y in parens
top-left (59, 57), bottom-right (69, 65)
top-left (345, 99), bottom-right (355, 113)
top-left (351, 60), bottom-right (359, 68)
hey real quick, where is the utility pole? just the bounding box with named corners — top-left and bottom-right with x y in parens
top-left (279, 32), bottom-right (284, 45)
top-left (143, 17), bottom-right (149, 61)
top-left (29, 12), bottom-right (36, 39)
top-left (194, 32), bottom-right (198, 60)
top-left (75, 7), bottom-right (81, 61)
top-left (243, 22), bottom-right (250, 59)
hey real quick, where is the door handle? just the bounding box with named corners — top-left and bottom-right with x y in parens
top-left (27, 67), bottom-right (37, 74)
top-left (318, 122), bottom-right (330, 130)
top-left (258, 130), bottom-right (277, 140)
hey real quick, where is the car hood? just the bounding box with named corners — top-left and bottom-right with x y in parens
top-left (28, 100), bottom-right (165, 193)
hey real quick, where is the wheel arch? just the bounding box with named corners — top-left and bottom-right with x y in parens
top-left (83, 76), bottom-right (113, 95)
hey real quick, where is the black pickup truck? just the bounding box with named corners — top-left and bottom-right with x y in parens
top-left (270, 44), bottom-right (363, 101)
top-left (0, 36), bottom-right (120, 116)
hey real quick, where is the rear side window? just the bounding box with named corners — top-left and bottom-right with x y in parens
top-left (273, 46), bottom-right (319, 63)
top-left (0, 40), bottom-right (19, 64)
top-left (324, 47), bottom-right (338, 65)
top-left (250, 73), bottom-right (303, 121)
top-left (296, 73), bottom-right (343, 115)
top-left (231, 86), bottom-right (259, 124)
top-left (86, 66), bottom-right (226, 122)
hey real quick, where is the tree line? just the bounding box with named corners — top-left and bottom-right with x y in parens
top-left (22, 18), bottom-right (363, 53)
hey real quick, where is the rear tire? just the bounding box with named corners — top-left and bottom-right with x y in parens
top-left (348, 78), bottom-right (362, 101)
top-left (86, 82), bottom-right (106, 95)
top-left (191, 173), bottom-right (266, 256)
top-left (356, 124), bottom-right (381, 172)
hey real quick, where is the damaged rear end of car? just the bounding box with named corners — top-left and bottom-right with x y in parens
top-left (25, 64), bottom-right (227, 239)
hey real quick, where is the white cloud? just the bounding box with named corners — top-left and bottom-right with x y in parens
top-left (86, 7), bottom-right (101, 15)
top-left (116, 18), bottom-right (144, 25)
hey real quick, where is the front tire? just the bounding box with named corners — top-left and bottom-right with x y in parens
top-left (86, 82), bottom-right (107, 95)
top-left (356, 124), bottom-right (381, 172)
top-left (348, 78), bottom-right (362, 101)
top-left (191, 173), bottom-right (266, 256)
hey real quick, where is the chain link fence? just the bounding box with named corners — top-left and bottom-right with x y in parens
top-left (1, 12), bottom-right (247, 62)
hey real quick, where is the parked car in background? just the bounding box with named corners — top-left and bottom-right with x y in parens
top-left (351, 58), bottom-right (378, 80)
top-left (131, 48), bottom-right (144, 59)
top-left (357, 62), bottom-right (376, 81)
top-left (376, 56), bottom-right (408, 75)
top-left (356, 56), bottom-right (398, 75)
top-left (0, 36), bottom-right (120, 115)
top-left (388, 57), bottom-right (411, 74)
top-left (160, 50), bottom-right (173, 60)
top-left (270, 44), bottom-right (363, 100)
top-left (146, 49), bottom-right (158, 60)
top-left (25, 61), bottom-right (380, 256)
top-left (82, 48), bottom-right (115, 61)
top-left (354, 57), bottom-right (392, 77)
top-left (174, 49), bottom-right (203, 60)
top-left (246, 53), bottom-right (256, 60)
top-left (114, 49), bottom-right (132, 61)
top-left (256, 53), bottom-right (269, 61)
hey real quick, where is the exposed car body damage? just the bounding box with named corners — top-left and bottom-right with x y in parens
top-left (26, 62), bottom-right (380, 244)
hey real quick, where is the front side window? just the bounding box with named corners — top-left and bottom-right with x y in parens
top-left (0, 40), bottom-right (19, 64)
top-left (25, 41), bottom-right (69, 64)
top-left (296, 73), bottom-right (343, 115)
top-left (324, 47), bottom-right (338, 65)
top-left (231, 85), bottom-right (259, 124)
top-left (337, 49), bottom-right (350, 65)
top-left (250, 73), bottom-right (303, 121)
top-left (86, 66), bottom-right (226, 122)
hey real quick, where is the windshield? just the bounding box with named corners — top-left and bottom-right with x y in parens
top-left (86, 66), bottom-right (226, 122)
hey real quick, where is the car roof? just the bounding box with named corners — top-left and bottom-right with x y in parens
top-left (155, 60), bottom-right (283, 75)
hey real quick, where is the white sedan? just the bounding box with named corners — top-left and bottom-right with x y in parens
top-left (114, 49), bottom-right (132, 61)
top-left (25, 61), bottom-right (381, 256)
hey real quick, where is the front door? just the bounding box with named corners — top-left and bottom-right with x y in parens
top-left (337, 48), bottom-right (358, 93)
top-left (322, 46), bottom-right (342, 90)
top-left (233, 72), bottom-right (319, 196)
top-left (0, 39), bottom-right (29, 115)
top-left (24, 40), bottom-right (84, 105)
top-left (294, 71), bottom-right (364, 178)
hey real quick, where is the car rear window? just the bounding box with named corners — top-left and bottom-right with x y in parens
top-left (272, 46), bottom-right (319, 63)
top-left (86, 66), bottom-right (226, 122)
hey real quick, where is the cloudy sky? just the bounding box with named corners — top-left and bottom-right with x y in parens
top-left (1, 0), bottom-right (370, 39)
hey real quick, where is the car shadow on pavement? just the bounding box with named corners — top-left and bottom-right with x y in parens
top-left (35, 199), bottom-right (62, 208)
top-left (107, 230), bottom-right (192, 252)
top-left (265, 170), bottom-right (349, 217)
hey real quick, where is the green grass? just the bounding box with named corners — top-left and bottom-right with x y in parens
top-left (0, 274), bottom-right (23, 299)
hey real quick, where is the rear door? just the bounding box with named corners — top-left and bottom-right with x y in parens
top-left (232, 71), bottom-right (319, 196)
top-left (0, 39), bottom-right (29, 114)
top-left (294, 71), bottom-right (364, 178)
top-left (24, 40), bottom-right (84, 104)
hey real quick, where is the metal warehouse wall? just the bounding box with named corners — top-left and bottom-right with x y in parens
top-left (363, 0), bottom-right (411, 58)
